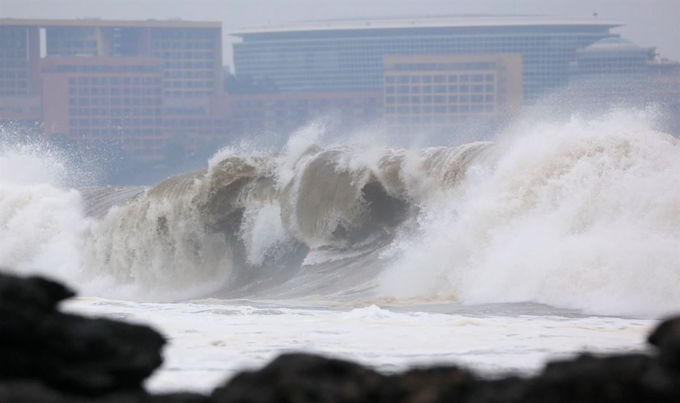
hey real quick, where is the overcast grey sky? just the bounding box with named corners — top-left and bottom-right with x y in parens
top-left (2, 0), bottom-right (678, 66)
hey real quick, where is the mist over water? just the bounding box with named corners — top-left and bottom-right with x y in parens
top-left (379, 109), bottom-right (680, 316)
top-left (0, 108), bottom-right (678, 317)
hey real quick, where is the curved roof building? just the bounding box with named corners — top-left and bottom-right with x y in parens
top-left (568, 37), bottom-right (655, 104)
top-left (232, 16), bottom-right (622, 103)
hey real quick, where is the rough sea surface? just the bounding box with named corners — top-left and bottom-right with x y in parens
top-left (1, 109), bottom-right (678, 393)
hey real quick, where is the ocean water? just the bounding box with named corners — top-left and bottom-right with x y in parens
top-left (1, 109), bottom-right (678, 393)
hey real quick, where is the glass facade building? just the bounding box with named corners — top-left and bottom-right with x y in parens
top-left (233, 16), bottom-right (621, 103)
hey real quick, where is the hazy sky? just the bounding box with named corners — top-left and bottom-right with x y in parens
top-left (2, 0), bottom-right (678, 65)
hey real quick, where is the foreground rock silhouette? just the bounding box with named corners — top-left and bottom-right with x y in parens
top-left (1, 271), bottom-right (679, 402)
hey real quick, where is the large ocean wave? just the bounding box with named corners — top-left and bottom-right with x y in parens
top-left (1, 109), bottom-right (678, 316)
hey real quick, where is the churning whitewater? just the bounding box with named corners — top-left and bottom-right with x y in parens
top-left (1, 110), bottom-right (679, 317)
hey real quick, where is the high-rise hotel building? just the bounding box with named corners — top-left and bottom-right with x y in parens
top-left (232, 16), bottom-right (620, 103)
top-left (230, 16), bottom-right (623, 136)
top-left (0, 18), bottom-right (222, 158)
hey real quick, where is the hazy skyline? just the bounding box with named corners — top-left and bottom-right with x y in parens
top-left (1, 0), bottom-right (679, 66)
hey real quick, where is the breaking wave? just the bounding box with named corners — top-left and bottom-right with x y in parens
top-left (0, 109), bottom-right (678, 316)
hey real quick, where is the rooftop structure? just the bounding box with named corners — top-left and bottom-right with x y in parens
top-left (0, 18), bottom-right (220, 29)
top-left (232, 15), bottom-right (622, 103)
top-left (234, 15), bottom-right (621, 35)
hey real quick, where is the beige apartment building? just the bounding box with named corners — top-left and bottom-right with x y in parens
top-left (383, 54), bottom-right (522, 135)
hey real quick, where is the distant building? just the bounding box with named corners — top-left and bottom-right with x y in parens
top-left (226, 91), bottom-right (383, 135)
top-left (2, 17), bottom-right (677, 166)
top-left (0, 19), bottom-right (223, 97)
top-left (647, 60), bottom-right (680, 105)
top-left (647, 60), bottom-right (680, 134)
top-left (565, 37), bottom-right (680, 134)
top-left (232, 16), bottom-right (620, 103)
top-left (568, 37), bottom-right (655, 105)
top-left (0, 18), bottom-right (224, 161)
top-left (383, 54), bottom-right (522, 135)
top-left (40, 56), bottom-right (165, 158)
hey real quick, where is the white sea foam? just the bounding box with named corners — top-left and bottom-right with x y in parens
top-left (1, 110), bottom-right (677, 395)
top-left (378, 110), bottom-right (680, 317)
top-left (1, 109), bottom-right (679, 317)
top-left (0, 145), bottom-right (88, 285)
top-left (62, 298), bottom-right (656, 394)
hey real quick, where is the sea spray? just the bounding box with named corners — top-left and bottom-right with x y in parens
top-left (0, 144), bottom-right (88, 285)
top-left (378, 110), bottom-right (680, 317)
top-left (0, 110), bottom-right (678, 316)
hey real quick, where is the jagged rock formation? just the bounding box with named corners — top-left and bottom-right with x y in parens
top-left (1, 271), bottom-right (679, 403)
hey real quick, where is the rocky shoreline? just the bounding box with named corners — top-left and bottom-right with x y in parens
top-left (1, 272), bottom-right (678, 403)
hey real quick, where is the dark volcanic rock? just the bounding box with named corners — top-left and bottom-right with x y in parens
top-left (0, 272), bottom-right (166, 396)
top-left (387, 366), bottom-right (479, 403)
top-left (211, 353), bottom-right (386, 403)
top-left (36, 313), bottom-right (166, 395)
top-left (0, 380), bottom-right (87, 403)
top-left (649, 316), bottom-right (680, 370)
top-left (522, 354), bottom-right (667, 403)
top-left (4, 270), bottom-right (680, 403)
top-left (0, 381), bottom-right (210, 403)
top-left (0, 272), bottom-right (74, 312)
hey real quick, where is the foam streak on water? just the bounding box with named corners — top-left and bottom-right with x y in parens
top-left (61, 298), bottom-right (654, 394)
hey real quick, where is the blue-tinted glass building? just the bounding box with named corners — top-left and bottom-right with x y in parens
top-left (232, 16), bottom-right (621, 103)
